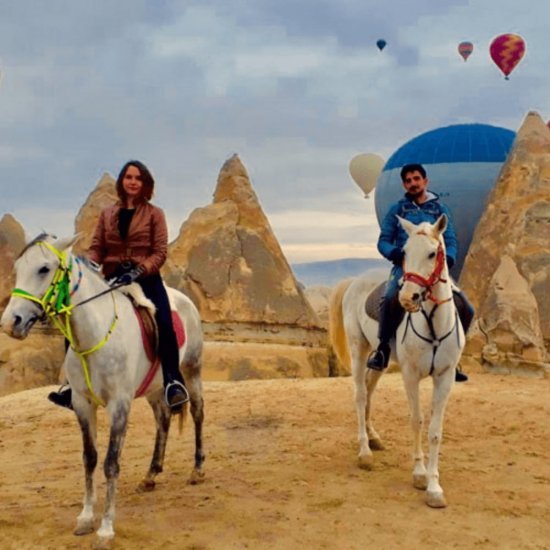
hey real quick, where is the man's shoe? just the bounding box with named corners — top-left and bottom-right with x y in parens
top-left (165, 381), bottom-right (190, 413)
top-left (455, 368), bottom-right (468, 383)
top-left (366, 345), bottom-right (390, 372)
top-left (48, 385), bottom-right (73, 410)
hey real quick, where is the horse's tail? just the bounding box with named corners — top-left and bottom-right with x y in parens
top-left (329, 278), bottom-right (353, 370)
top-left (176, 402), bottom-right (189, 435)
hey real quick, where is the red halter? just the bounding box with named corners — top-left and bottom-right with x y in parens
top-left (402, 239), bottom-right (450, 305)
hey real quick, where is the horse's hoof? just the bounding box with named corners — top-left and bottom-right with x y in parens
top-left (357, 454), bottom-right (374, 470)
top-left (368, 437), bottom-right (385, 451)
top-left (188, 469), bottom-right (205, 485)
top-left (426, 491), bottom-right (447, 508)
top-left (74, 520), bottom-right (95, 536)
top-left (137, 479), bottom-right (156, 493)
top-left (93, 536), bottom-right (114, 550)
top-left (413, 474), bottom-right (428, 490)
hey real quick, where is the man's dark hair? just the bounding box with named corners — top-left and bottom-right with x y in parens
top-left (400, 163), bottom-right (427, 182)
top-left (116, 160), bottom-right (155, 204)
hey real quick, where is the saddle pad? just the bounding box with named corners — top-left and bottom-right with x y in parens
top-left (134, 308), bottom-right (187, 363)
top-left (133, 309), bottom-right (187, 399)
top-left (365, 281), bottom-right (387, 321)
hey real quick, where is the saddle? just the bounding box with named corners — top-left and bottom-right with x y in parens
top-left (365, 282), bottom-right (387, 321)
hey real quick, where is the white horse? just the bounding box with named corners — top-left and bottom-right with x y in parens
top-left (1, 234), bottom-right (205, 545)
top-left (329, 214), bottom-right (464, 508)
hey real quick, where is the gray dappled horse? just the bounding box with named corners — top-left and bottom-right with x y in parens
top-left (1, 234), bottom-right (205, 545)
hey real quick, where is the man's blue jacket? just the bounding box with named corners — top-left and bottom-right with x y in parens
top-left (377, 192), bottom-right (458, 267)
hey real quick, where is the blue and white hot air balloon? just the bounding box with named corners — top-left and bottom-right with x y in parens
top-left (374, 123), bottom-right (516, 277)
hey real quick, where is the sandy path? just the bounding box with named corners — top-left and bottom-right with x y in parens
top-left (0, 373), bottom-right (549, 549)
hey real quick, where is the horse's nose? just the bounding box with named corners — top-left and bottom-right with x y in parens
top-left (13, 314), bottom-right (23, 327)
top-left (411, 292), bottom-right (421, 302)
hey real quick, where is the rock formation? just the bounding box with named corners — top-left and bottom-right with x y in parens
top-left (0, 214), bottom-right (26, 314)
top-left (164, 154), bottom-right (323, 337)
top-left (73, 173), bottom-right (117, 255)
top-left (0, 214), bottom-right (65, 395)
top-left (460, 111), bottom-right (550, 376)
top-left (304, 285), bottom-right (332, 330)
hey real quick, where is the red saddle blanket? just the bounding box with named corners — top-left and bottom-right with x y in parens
top-left (133, 308), bottom-right (186, 397)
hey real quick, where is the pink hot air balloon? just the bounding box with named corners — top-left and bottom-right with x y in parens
top-left (458, 41), bottom-right (474, 61)
top-left (489, 33), bottom-right (526, 79)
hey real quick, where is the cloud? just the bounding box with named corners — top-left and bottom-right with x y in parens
top-left (0, 0), bottom-right (547, 263)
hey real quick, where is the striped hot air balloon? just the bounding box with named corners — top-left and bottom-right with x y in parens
top-left (458, 41), bottom-right (474, 61)
top-left (489, 33), bottom-right (526, 79)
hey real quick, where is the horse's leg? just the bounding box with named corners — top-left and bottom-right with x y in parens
top-left (351, 342), bottom-right (374, 469)
top-left (425, 368), bottom-right (454, 508)
top-left (185, 368), bottom-right (205, 484)
top-left (365, 368), bottom-right (385, 450)
top-left (73, 400), bottom-right (98, 536)
top-left (96, 399), bottom-right (130, 543)
top-left (138, 393), bottom-right (171, 492)
top-left (401, 366), bottom-right (427, 490)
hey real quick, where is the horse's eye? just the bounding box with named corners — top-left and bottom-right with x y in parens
top-left (39, 266), bottom-right (50, 275)
top-left (428, 252), bottom-right (436, 259)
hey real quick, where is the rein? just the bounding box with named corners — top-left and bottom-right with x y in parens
top-left (401, 306), bottom-right (461, 376)
top-left (11, 241), bottom-right (120, 407)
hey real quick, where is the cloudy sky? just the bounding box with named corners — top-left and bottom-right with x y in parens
top-left (0, 0), bottom-right (547, 263)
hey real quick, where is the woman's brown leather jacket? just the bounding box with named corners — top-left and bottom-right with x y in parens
top-left (88, 201), bottom-right (168, 278)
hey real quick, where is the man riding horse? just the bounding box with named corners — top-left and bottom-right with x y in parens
top-left (367, 163), bottom-right (474, 381)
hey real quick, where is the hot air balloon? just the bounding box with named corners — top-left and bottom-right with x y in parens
top-left (349, 153), bottom-right (385, 197)
top-left (458, 41), bottom-right (474, 62)
top-left (376, 39), bottom-right (387, 51)
top-left (489, 33), bottom-right (526, 79)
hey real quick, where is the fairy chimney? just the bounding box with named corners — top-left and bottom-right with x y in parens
top-left (460, 111), bottom-right (550, 376)
top-left (73, 173), bottom-right (117, 255)
top-left (163, 154), bottom-right (322, 343)
top-left (0, 214), bottom-right (26, 313)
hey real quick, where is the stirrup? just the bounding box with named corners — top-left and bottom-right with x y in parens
top-left (165, 381), bottom-right (190, 411)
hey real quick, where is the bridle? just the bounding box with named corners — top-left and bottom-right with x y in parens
top-left (400, 232), bottom-right (460, 375)
top-left (11, 241), bottom-right (119, 406)
top-left (402, 236), bottom-right (451, 306)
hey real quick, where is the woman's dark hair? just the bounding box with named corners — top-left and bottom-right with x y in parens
top-left (400, 163), bottom-right (427, 181)
top-left (116, 160), bottom-right (155, 204)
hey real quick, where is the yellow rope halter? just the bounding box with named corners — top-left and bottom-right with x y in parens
top-left (11, 241), bottom-right (119, 407)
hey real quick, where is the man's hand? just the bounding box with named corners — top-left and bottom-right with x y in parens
top-left (112, 266), bottom-right (144, 286)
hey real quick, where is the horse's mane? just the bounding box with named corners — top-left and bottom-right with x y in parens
top-left (76, 255), bottom-right (155, 311)
top-left (17, 232), bottom-right (53, 259)
top-left (76, 255), bottom-right (107, 283)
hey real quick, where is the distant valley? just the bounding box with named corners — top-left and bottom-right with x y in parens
top-left (292, 257), bottom-right (390, 287)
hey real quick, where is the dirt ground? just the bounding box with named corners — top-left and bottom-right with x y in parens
top-left (0, 372), bottom-right (549, 550)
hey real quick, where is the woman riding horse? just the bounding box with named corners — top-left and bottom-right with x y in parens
top-left (49, 160), bottom-right (189, 412)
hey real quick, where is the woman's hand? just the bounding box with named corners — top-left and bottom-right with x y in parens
top-left (112, 266), bottom-right (144, 286)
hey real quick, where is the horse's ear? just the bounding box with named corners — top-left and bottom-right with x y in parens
top-left (434, 214), bottom-right (448, 237)
top-left (397, 215), bottom-right (416, 235)
top-left (53, 233), bottom-right (82, 252)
